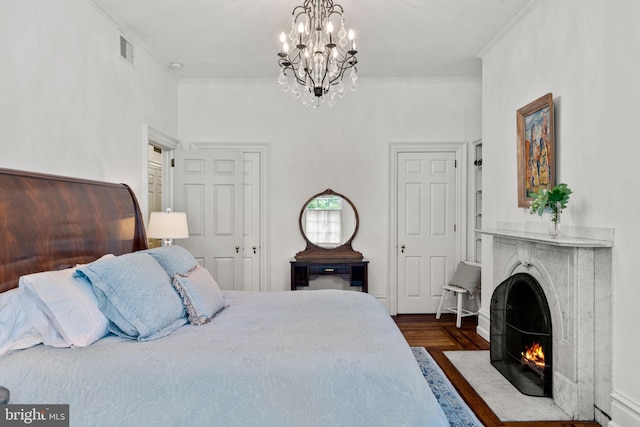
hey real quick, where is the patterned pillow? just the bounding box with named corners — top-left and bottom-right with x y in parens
top-left (172, 265), bottom-right (226, 326)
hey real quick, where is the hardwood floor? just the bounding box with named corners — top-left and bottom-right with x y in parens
top-left (394, 313), bottom-right (600, 427)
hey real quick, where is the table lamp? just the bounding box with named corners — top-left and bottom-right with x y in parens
top-left (147, 208), bottom-right (189, 246)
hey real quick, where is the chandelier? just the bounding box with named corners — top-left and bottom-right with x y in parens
top-left (277, 0), bottom-right (358, 109)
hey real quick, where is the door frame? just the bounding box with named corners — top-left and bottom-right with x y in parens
top-left (143, 125), bottom-right (181, 219)
top-left (190, 141), bottom-right (270, 291)
top-left (387, 142), bottom-right (468, 315)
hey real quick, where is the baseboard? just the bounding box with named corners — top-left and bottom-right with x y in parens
top-left (476, 308), bottom-right (490, 341)
top-left (609, 390), bottom-right (640, 427)
top-left (385, 294), bottom-right (397, 316)
top-left (372, 295), bottom-right (388, 312)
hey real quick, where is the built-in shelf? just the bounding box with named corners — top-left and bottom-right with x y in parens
top-left (472, 139), bottom-right (482, 263)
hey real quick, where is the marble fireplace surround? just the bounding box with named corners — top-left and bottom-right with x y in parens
top-left (478, 222), bottom-right (614, 424)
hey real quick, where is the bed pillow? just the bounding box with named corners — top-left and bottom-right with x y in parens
top-left (76, 252), bottom-right (186, 341)
top-left (172, 265), bottom-right (226, 325)
top-left (19, 264), bottom-right (110, 347)
top-left (0, 289), bottom-right (42, 355)
top-left (144, 245), bottom-right (199, 277)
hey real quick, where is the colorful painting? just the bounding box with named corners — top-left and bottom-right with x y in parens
top-left (517, 93), bottom-right (555, 207)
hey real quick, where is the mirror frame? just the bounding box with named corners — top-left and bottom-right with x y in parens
top-left (295, 188), bottom-right (363, 262)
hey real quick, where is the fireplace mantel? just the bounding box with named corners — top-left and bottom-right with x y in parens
top-left (478, 221), bottom-right (614, 248)
top-left (478, 228), bottom-right (613, 248)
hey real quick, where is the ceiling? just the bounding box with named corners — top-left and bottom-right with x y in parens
top-left (94, 0), bottom-right (531, 80)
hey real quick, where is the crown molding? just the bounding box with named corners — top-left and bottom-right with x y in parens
top-left (477, 0), bottom-right (543, 59)
top-left (179, 75), bottom-right (481, 86)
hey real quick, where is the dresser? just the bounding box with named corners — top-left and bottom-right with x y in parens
top-left (290, 259), bottom-right (368, 292)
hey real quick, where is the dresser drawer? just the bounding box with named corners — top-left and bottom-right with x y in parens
top-left (308, 265), bottom-right (350, 275)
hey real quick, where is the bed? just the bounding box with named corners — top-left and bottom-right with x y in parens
top-left (0, 168), bottom-right (448, 427)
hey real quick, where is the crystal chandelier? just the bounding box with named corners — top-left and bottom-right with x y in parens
top-left (277, 0), bottom-right (358, 109)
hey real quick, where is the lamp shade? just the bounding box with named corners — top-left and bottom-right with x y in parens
top-left (147, 210), bottom-right (189, 243)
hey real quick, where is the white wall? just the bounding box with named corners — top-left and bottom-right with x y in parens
top-left (481, 0), bottom-right (640, 425)
top-left (0, 0), bottom-right (178, 214)
top-left (179, 78), bottom-right (481, 303)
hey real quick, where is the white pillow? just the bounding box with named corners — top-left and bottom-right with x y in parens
top-left (0, 288), bottom-right (42, 356)
top-left (19, 258), bottom-right (112, 347)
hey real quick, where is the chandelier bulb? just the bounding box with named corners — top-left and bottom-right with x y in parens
top-left (279, 32), bottom-right (286, 44)
top-left (326, 21), bottom-right (333, 34)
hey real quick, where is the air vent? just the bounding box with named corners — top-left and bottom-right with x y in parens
top-left (119, 35), bottom-right (133, 64)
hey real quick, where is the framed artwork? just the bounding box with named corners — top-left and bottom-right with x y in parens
top-left (516, 93), bottom-right (555, 207)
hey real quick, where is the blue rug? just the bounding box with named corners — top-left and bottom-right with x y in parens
top-left (412, 347), bottom-right (484, 427)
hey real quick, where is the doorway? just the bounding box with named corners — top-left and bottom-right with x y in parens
top-left (147, 145), bottom-right (163, 248)
top-left (146, 125), bottom-right (181, 248)
top-left (388, 142), bottom-right (467, 315)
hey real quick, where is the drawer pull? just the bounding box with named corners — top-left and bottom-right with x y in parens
top-left (325, 268), bottom-right (335, 272)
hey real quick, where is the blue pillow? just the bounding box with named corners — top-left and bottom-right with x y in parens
top-left (143, 245), bottom-right (199, 277)
top-left (76, 252), bottom-right (186, 341)
top-left (172, 265), bottom-right (226, 326)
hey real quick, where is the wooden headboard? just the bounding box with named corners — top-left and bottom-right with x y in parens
top-left (0, 168), bottom-right (148, 293)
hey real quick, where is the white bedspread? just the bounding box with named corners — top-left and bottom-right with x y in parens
top-left (0, 290), bottom-right (448, 427)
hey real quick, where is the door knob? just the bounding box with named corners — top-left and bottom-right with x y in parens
top-left (252, 246), bottom-right (257, 254)
top-left (401, 245), bottom-right (405, 253)
top-left (235, 245), bottom-right (240, 253)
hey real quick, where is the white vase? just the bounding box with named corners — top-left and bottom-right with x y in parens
top-left (549, 203), bottom-right (561, 238)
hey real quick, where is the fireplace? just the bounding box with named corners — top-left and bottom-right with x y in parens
top-left (490, 273), bottom-right (552, 397)
top-left (478, 223), bottom-right (614, 425)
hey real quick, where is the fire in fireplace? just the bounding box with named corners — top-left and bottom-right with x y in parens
top-left (490, 273), bottom-right (552, 397)
top-left (521, 342), bottom-right (545, 377)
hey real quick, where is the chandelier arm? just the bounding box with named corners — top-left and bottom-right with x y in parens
top-left (326, 57), bottom-right (357, 87)
top-left (279, 57), bottom-right (310, 88)
top-left (292, 1), bottom-right (312, 16)
top-left (292, 7), bottom-right (311, 23)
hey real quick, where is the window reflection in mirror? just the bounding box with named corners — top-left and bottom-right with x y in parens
top-left (302, 195), bottom-right (356, 248)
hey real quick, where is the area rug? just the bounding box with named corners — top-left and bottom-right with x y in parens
top-left (412, 347), bottom-right (483, 427)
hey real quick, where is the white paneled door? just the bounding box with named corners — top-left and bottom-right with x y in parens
top-left (397, 151), bottom-right (457, 313)
top-left (242, 152), bottom-right (261, 292)
top-left (174, 150), bottom-right (244, 290)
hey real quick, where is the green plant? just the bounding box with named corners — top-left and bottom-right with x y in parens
top-left (529, 183), bottom-right (572, 223)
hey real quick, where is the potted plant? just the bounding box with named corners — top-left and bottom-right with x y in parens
top-left (529, 183), bottom-right (572, 238)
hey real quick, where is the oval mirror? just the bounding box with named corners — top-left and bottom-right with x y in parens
top-left (296, 189), bottom-right (362, 261)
